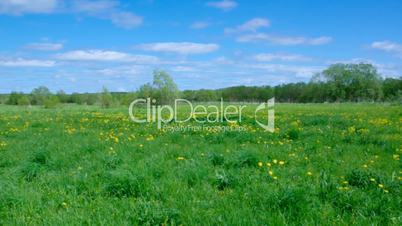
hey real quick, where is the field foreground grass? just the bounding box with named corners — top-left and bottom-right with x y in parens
top-left (0, 103), bottom-right (401, 225)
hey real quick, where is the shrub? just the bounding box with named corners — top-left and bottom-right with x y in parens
top-left (43, 96), bottom-right (60, 108)
top-left (17, 96), bottom-right (30, 106)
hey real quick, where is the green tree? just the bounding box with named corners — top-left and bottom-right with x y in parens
top-left (136, 70), bottom-right (179, 104)
top-left (44, 96), bottom-right (60, 108)
top-left (6, 92), bottom-right (23, 105)
top-left (318, 63), bottom-right (382, 102)
top-left (152, 70), bottom-right (179, 104)
top-left (31, 86), bottom-right (51, 105)
top-left (382, 78), bottom-right (402, 101)
top-left (17, 96), bottom-right (31, 106)
top-left (56, 90), bottom-right (69, 103)
top-left (99, 86), bottom-right (114, 108)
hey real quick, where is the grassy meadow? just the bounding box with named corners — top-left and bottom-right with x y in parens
top-left (0, 103), bottom-right (401, 225)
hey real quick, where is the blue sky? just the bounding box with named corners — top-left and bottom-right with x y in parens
top-left (0, 0), bottom-right (402, 93)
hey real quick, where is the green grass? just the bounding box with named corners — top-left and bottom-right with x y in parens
top-left (0, 103), bottom-right (401, 225)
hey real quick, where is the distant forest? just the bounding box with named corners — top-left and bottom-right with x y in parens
top-left (1, 63), bottom-right (401, 107)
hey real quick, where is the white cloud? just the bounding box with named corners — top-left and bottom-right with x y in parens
top-left (225, 18), bottom-right (270, 34)
top-left (206, 0), bottom-right (237, 11)
top-left (0, 58), bottom-right (55, 67)
top-left (56, 50), bottom-right (158, 63)
top-left (25, 42), bottom-right (63, 51)
top-left (71, 0), bottom-right (117, 14)
top-left (72, 0), bottom-right (143, 29)
top-left (110, 11), bottom-right (143, 29)
top-left (247, 63), bottom-right (323, 78)
top-left (0, 0), bottom-right (59, 15)
top-left (171, 66), bottom-right (197, 72)
top-left (0, 0), bottom-right (143, 29)
top-left (237, 33), bottom-right (332, 45)
top-left (214, 56), bottom-right (234, 65)
top-left (371, 41), bottom-right (402, 58)
top-left (137, 42), bottom-right (219, 55)
top-left (190, 21), bottom-right (209, 29)
top-left (254, 53), bottom-right (311, 62)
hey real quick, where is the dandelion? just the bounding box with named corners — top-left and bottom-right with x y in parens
top-left (273, 176), bottom-right (278, 180)
top-left (370, 178), bottom-right (376, 182)
top-left (279, 161), bottom-right (285, 165)
top-left (378, 184), bottom-right (384, 188)
top-left (177, 156), bottom-right (185, 160)
top-left (363, 164), bottom-right (368, 168)
top-left (273, 159), bottom-right (278, 164)
top-left (384, 189), bottom-right (389, 193)
top-left (146, 135), bottom-right (155, 141)
top-left (61, 202), bottom-right (68, 208)
top-left (268, 170), bottom-right (273, 176)
top-left (258, 161), bottom-right (263, 167)
top-left (307, 171), bottom-right (313, 176)
top-left (342, 181), bottom-right (348, 184)
top-left (266, 162), bottom-right (271, 167)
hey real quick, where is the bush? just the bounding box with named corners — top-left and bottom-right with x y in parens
top-left (99, 87), bottom-right (114, 108)
top-left (17, 96), bottom-right (30, 106)
top-left (44, 96), bottom-right (60, 108)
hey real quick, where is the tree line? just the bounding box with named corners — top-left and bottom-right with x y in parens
top-left (0, 63), bottom-right (401, 107)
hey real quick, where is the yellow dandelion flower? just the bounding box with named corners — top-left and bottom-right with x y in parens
top-left (307, 171), bottom-right (313, 176)
top-left (273, 159), bottom-right (278, 164)
top-left (279, 161), bottom-right (285, 165)
top-left (370, 178), bottom-right (376, 182)
top-left (177, 156), bottom-right (185, 160)
top-left (363, 164), bottom-right (368, 168)
top-left (266, 162), bottom-right (271, 167)
top-left (268, 170), bottom-right (273, 176)
top-left (273, 176), bottom-right (278, 180)
top-left (258, 161), bottom-right (263, 167)
top-left (378, 184), bottom-right (384, 188)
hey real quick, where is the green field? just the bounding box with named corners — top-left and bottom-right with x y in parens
top-left (0, 104), bottom-right (401, 225)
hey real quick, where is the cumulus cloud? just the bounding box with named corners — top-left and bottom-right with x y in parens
top-left (190, 21), bottom-right (209, 29)
top-left (0, 58), bottom-right (55, 67)
top-left (56, 50), bottom-right (159, 63)
top-left (206, 0), bottom-right (237, 11)
top-left (110, 11), bottom-right (143, 29)
top-left (0, 0), bottom-right (59, 15)
top-left (0, 0), bottom-right (143, 29)
top-left (225, 18), bottom-right (270, 34)
top-left (371, 41), bottom-right (402, 58)
top-left (254, 53), bottom-right (311, 62)
top-left (71, 0), bottom-right (118, 14)
top-left (137, 42), bottom-right (219, 55)
top-left (25, 42), bottom-right (63, 51)
top-left (237, 33), bottom-right (332, 45)
top-left (71, 0), bottom-right (143, 29)
top-left (247, 63), bottom-right (323, 78)
top-left (171, 66), bottom-right (197, 72)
